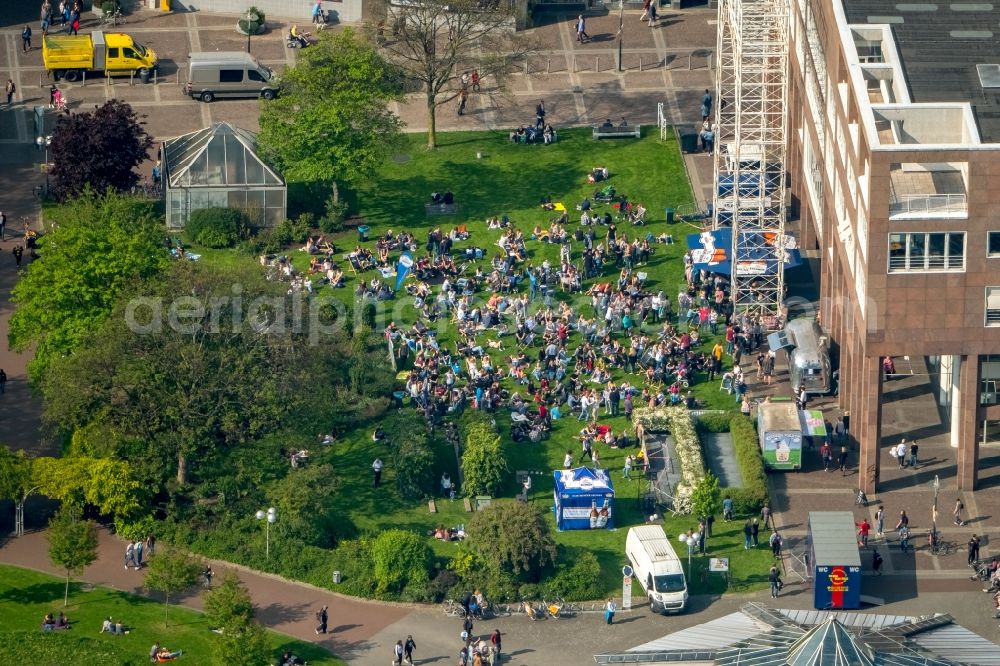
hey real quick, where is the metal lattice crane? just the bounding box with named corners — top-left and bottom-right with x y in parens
top-left (713, 0), bottom-right (791, 328)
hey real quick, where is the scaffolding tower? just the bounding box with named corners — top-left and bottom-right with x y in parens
top-left (713, 0), bottom-right (791, 328)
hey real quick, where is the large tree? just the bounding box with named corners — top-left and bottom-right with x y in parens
top-left (204, 573), bottom-right (271, 666)
top-left (47, 508), bottom-right (99, 607)
top-left (33, 456), bottom-right (143, 520)
top-left (257, 27), bottom-right (405, 209)
top-left (48, 100), bottom-right (154, 200)
top-left (8, 191), bottom-right (168, 382)
top-left (466, 501), bottom-right (556, 578)
top-left (372, 0), bottom-right (532, 148)
top-left (40, 262), bottom-right (325, 487)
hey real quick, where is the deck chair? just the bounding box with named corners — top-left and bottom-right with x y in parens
top-left (348, 254), bottom-right (364, 274)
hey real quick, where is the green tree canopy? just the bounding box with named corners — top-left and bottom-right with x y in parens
top-left (460, 423), bottom-right (508, 496)
top-left (0, 448), bottom-right (33, 504)
top-left (47, 508), bottom-right (99, 607)
top-left (466, 501), bottom-right (556, 578)
top-left (257, 27), bottom-right (405, 202)
top-left (370, 529), bottom-right (432, 595)
top-left (691, 471), bottom-right (722, 521)
top-left (33, 456), bottom-right (143, 520)
top-left (48, 100), bottom-right (154, 200)
top-left (8, 191), bottom-right (168, 381)
top-left (144, 548), bottom-right (203, 626)
top-left (203, 572), bottom-right (257, 629)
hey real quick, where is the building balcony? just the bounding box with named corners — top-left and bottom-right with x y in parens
top-left (889, 165), bottom-right (968, 220)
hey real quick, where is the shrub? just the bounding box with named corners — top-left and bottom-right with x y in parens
top-left (727, 416), bottom-right (768, 514)
top-left (113, 513), bottom-right (155, 542)
top-left (319, 193), bottom-right (348, 233)
top-left (542, 551), bottom-right (601, 601)
top-left (185, 207), bottom-right (249, 248)
top-left (370, 529), bottom-right (431, 595)
top-left (270, 214), bottom-right (312, 247)
top-left (466, 502), bottom-right (556, 578)
top-left (696, 412), bottom-right (731, 433)
top-left (391, 434), bottom-right (435, 500)
top-left (460, 423), bottom-right (508, 497)
top-left (691, 471), bottom-right (721, 520)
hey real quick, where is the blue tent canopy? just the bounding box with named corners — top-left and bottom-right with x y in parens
top-left (686, 228), bottom-right (802, 276)
top-left (552, 467), bottom-right (615, 531)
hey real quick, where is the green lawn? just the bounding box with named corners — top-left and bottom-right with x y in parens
top-left (183, 127), bottom-right (766, 598)
top-left (0, 565), bottom-right (343, 666)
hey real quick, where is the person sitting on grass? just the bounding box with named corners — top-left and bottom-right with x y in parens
top-left (154, 645), bottom-right (183, 662)
top-left (42, 613), bottom-right (56, 631)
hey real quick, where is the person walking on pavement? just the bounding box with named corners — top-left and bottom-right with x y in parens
top-left (13, 244), bottom-right (24, 267)
top-left (393, 639), bottom-right (404, 666)
top-left (768, 565), bottom-right (782, 598)
top-left (769, 530), bottom-right (782, 557)
top-left (872, 549), bottom-right (883, 576)
top-left (576, 15), bottom-right (589, 43)
top-left (968, 535), bottom-right (981, 566)
top-left (22, 25), bottom-right (32, 53)
top-left (761, 503), bottom-right (772, 530)
top-left (5, 80), bottom-right (15, 107)
top-left (146, 533), bottom-right (156, 556)
top-left (838, 446), bottom-right (850, 476)
top-left (490, 629), bottom-right (501, 662)
top-left (909, 440), bottom-right (919, 469)
top-left (403, 635), bottom-right (416, 665)
top-left (751, 518), bottom-right (760, 547)
top-left (535, 100), bottom-right (545, 130)
top-left (895, 441), bottom-right (907, 469)
top-left (898, 524), bottom-right (910, 553)
top-left (875, 506), bottom-right (885, 536)
top-left (124, 541), bottom-right (135, 570)
top-left (834, 416), bottom-right (847, 446)
top-left (604, 597), bottom-right (616, 625)
top-left (0, 369), bottom-right (6, 394)
top-left (857, 518), bottom-right (871, 547)
top-left (743, 519), bottom-right (753, 550)
top-left (372, 457), bottom-right (383, 488)
top-left (315, 605), bottom-right (328, 634)
top-left (646, 1), bottom-right (658, 26)
top-left (462, 615), bottom-right (473, 644)
top-left (457, 88), bottom-right (467, 116)
top-left (0, 210), bottom-right (6, 240)
top-left (134, 539), bottom-right (143, 568)
top-left (701, 89), bottom-right (713, 120)
top-left (954, 497), bottom-right (965, 526)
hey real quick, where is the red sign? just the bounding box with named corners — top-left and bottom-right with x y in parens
top-left (827, 567), bottom-right (849, 607)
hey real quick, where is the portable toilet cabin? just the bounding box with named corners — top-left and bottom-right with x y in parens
top-left (807, 511), bottom-right (862, 609)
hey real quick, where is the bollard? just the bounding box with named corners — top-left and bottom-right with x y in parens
top-left (546, 58), bottom-right (550, 74)
top-left (688, 53), bottom-right (693, 71)
top-left (130, 71), bottom-right (134, 86)
top-left (596, 55), bottom-right (600, 72)
top-left (640, 56), bottom-right (643, 72)
top-left (573, 56), bottom-right (577, 73)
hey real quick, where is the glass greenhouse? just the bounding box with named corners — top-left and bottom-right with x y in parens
top-left (162, 122), bottom-right (286, 230)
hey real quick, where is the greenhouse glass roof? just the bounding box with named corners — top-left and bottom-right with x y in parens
top-left (163, 122), bottom-right (283, 189)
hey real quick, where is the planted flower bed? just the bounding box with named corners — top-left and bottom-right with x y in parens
top-left (634, 406), bottom-right (706, 514)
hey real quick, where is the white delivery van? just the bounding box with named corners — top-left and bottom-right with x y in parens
top-left (625, 525), bottom-right (688, 613)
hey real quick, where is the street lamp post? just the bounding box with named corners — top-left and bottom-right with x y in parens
top-left (678, 531), bottom-right (700, 585)
top-left (932, 474), bottom-right (940, 535)
top-left (255, 507), bottom-right (277, 559)
top-left (36, 134), bottom-right (52, 196)
top-left (617, 1), bottom-right (625, 73)
top-left (245, 9), bottom-right (259, 54)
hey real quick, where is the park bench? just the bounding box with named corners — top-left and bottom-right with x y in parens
top-left (593, 125), bottom-right (641, 140)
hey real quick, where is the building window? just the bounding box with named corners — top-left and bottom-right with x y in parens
top-left (887, 232), bottom-right (965, 272)
top-left (987, 288), bottom-right (1000, 327)
top-left (989, 232), bottom-right (1000, 257)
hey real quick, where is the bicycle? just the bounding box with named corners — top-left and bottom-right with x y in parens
top-left (927, 531), bottom-right (952, 556)
top-left (542, 597), bottom-right (567, 619)
top-left (519, 600), bottom-right (541, 621)
top-left (442, 599), bottom-right (467, 618)
top-left (101, 9), bottom-right (125, 26)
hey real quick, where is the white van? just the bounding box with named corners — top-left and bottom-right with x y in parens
top-left (625, 525), bottom-right (688, 613)
top-left (185, 52), bottom-right (279, 103)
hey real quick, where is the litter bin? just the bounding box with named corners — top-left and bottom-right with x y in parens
top-left (358, 225), bottom-right (370, 242)
top-left (332, 570), bottom-right (342, 584)
top-left (666, 208), bottom-right (675, 224)
top-left (680, 132), bottom-right (699, 154)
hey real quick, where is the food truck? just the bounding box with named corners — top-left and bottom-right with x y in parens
top-left (807, 511), bottom-right (862, 610)
top-left (757, 402), bottom-right (803, 470)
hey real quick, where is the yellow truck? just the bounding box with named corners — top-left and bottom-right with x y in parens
top-left (42, 31), bottom-right (158, 83)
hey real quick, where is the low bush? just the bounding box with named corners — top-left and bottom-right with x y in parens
top-left (370, 529), bottom-right (431, 595)
top-left (696, 412), bottom-right (730, 433)
top-left (270, 214), bottom-right (312, 247)
top-left (727, 416), bottom-right (768, 514)
top-left (542, 551), bottom-right (601, 601)
top-left (391, 435), bottom-right (436, 500)
top-left (185, 207), bottom-right (250, 248)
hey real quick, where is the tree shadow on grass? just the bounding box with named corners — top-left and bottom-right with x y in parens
top-left (0, 581), bottom-right (68, 605)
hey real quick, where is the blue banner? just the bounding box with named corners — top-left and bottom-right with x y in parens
top-left (396, 252), bottom-right (413, 291)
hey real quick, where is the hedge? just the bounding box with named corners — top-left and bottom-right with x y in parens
top-left (727, 415), bottom-right (769, 514)
top-left (634, 406), bottom-right (705, 514)
top-left (185, 207), bottom-right (250, 248)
